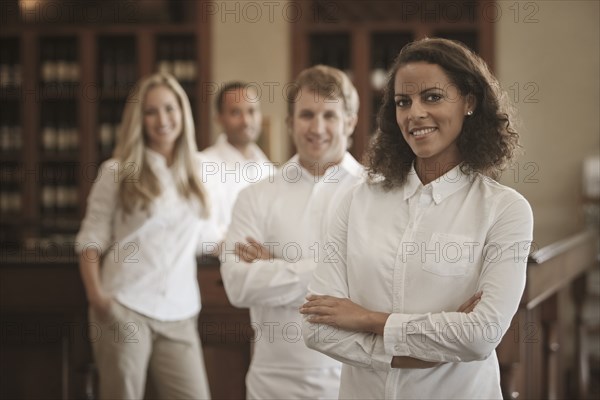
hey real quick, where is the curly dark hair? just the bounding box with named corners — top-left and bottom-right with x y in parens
top-left (365, 38), bottom-right (519, 189)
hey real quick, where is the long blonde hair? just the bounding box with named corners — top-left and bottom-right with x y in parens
top-left (113, 73), bottom-right (209, 217)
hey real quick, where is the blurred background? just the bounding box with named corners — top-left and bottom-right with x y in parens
top-left (0, 1), bottom-right (598, 399)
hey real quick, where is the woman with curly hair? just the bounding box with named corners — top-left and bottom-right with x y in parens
top-left (301, 38), bottom-right (533, 399)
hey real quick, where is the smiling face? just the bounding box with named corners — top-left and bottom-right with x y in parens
top-left (218, 87), bottom-right (262, 150)
top-left (394, 62), bottom-right (474, 174)
top-left (291, 89), bottom-right (356, 174)
top-left (143, 84), bottom-right (183, 157)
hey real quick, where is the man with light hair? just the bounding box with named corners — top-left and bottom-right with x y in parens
top-left (220, 65), bottom-right (363, 399)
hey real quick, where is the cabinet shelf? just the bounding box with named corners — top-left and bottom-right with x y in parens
top-left (0, 2), bottom-right (213, 252)
top-left (39, 216), bottom-right (81, 230)
top-left (36, 85), bottom-right (81, 100)
top-left (95, 89), bottom-right (134, 100)
top-left (0, 215), bottom-right (23, 225)
top-left (292, 0), bottom-right (495, 159)
top-left (39, 154), bottom-right (80, 163)
top-left (0, 153), bottom-right (21, 163)
top-left (0, 90), bottom-right (21, 100)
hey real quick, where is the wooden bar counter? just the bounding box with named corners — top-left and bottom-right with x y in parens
top-left (497, 231), bottom-right (599, 399)
top-left (1, 231), bottom-right (598, 399)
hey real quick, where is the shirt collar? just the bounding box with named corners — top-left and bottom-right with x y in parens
top-left (403, 165), bottom-right (422, 200)
top-left (216, 133), bottom-right (270, 162)
top-left (403, 163), bottom-right (472, 204)
top-left (286, 152), bottom-right (363, 181)
top-left (144, 147), bottom-right (169, 170)
top-left (338, 152), bottom-right (364, 178)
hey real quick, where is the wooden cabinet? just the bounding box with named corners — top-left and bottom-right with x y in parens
top-left (0, 1), bottom-right (212, 252)
top-left (0, 259), bottom-right (91, 399)
top-left (291, 0), bottom-right (495, 160)
top-left (0, 258), bottom-right (251, 399)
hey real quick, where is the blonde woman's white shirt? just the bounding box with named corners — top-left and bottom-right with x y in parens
top-left (75, 149), bottom-right (224, 321)
top-left (303, 164), bottom-right (534, 399)
top-left (220, 153), bottom-right (364, 399)
top-left (200, 133), bottom-right (274, 228)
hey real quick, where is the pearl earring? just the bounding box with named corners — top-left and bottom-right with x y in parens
top-left (466, 110), bottom-right (473, 116)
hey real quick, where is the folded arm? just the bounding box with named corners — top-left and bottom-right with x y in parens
top-left (303, 191), bottom-right (532, 367)
top-left (220, 187), bottom-right (318, 308)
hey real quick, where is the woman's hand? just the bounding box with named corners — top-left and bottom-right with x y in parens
top-left (390, 291), bottom-right (483, 369)
top-left (235, 237), bottom-right (273, 263)
top-left (300, 290), bottom-right (482, 332)
top-left (300, 295), bottom-right (389, 334)
top-left (457, 290), bottom-right (482, 313)
top-left (79, 249), bottom-right (114, 321)
top-left (301, 291), bottom-right (483, 369)
top-left (89, 291), bottom-right (114, 320)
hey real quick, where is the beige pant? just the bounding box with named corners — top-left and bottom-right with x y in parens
top-left (88, 301), bottom-right (211, 400)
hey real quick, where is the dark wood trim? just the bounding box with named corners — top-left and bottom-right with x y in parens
top-left (478, 0), bottom-right (496, 72)
top-left (0, 25), bottom-right (198, 36)
top-left (21, 31), bottom-right (38, 230)
top-left (136, 29), bottom-right (154, 78)
top-left (78, 31), bottom-right (96, 219)
top-left (298, 20), bottom-right (482, 33)
top-left (196, 3), bottom-right (212, 150)
top-left (351, 27), bottom-right (370, 159)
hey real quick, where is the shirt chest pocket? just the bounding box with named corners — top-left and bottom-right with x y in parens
top-left (420, 233), bottom-right (475, 277)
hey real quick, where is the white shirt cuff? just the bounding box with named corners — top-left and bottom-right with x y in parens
top-left (371, 351), bottom-right (393, 371)
top-left (383, 313), bottom-right (412, 356)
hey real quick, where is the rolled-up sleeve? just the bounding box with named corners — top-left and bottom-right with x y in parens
top-left (75, 160), bottom-right (119, 254)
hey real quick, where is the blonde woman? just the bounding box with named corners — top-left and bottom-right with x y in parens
top-left (76, 73), bottom-right (219, 399)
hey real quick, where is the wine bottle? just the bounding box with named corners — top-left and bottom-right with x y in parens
top-left (157, 40), bottom-right (172, 75)
top-left (101, 44), bottom-right (115, 90)
top-left (56, 39), bottom-right (69, 84)
top-left (42, 106), bottom-right (57, 153)
top-left (41, 42), bottom-right (56, 84)
top-left (0, 45), bottom-right (9, 88)
top-left (99, 104), bottom-right (112, 155)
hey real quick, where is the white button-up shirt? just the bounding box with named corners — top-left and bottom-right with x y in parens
top-left (304, 165), bottom-right (534, 399)
top-left (220, 153), bottom-right (364, 399)
top-left (200, 133), bottom-right (273, 229)
top-left (76, 149), bottom-right (223, 321)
